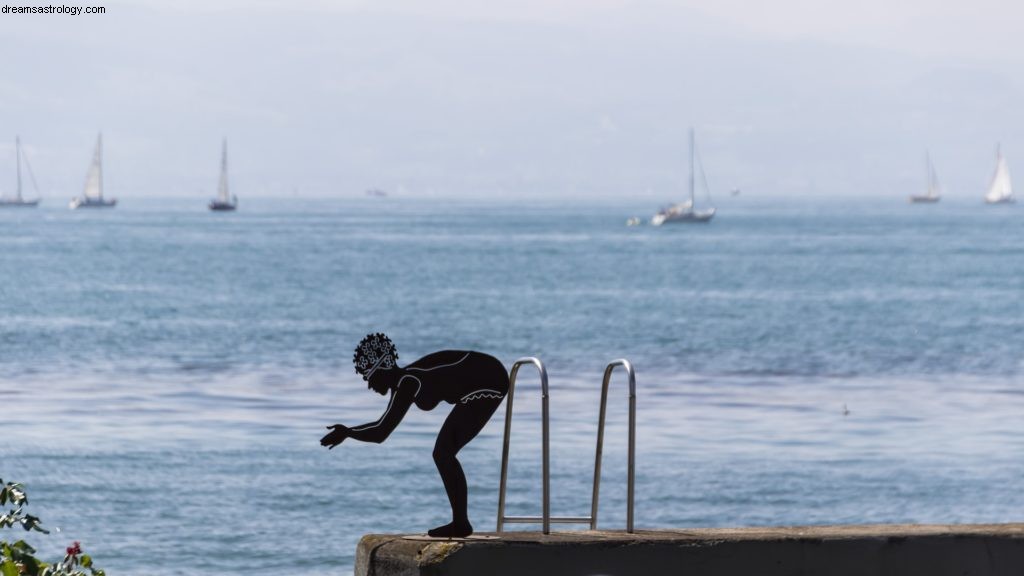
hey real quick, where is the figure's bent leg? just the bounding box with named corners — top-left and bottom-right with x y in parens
top-left (429, 396), bottom-right (503, 538)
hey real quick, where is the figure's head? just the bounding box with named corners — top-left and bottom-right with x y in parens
top-left (353, 333), bottom-right (399, 395)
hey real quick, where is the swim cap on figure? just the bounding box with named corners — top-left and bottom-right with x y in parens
top-left (353, 333), bottom-right (398, 380)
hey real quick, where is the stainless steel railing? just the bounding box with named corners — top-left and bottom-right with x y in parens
top-left (496, 357), bottom-right (637, 534)
top-left (496, 357), bottom-right (552, 533)
top-left (591, 359), bottom-right (636, 532)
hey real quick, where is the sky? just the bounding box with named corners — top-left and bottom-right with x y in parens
top-left (2, 0), bottom-right (1023, 200)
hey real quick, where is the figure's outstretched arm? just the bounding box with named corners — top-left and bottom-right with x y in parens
top-left (345, 377), bottom-right (417, 444)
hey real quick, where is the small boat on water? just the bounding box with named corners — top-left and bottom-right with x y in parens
top-left (984, 144), bottom-right (1014, 204)
top-left (70, 134), bottom-right (116, 209)
top-left (209, 139), bottom-right (237, 211)
top-left (0, 136), bottom-right (41, 207)
top-left (651, 128), bottom-right (716, 225)
top-left (909, 152), bottom-right (941, 204)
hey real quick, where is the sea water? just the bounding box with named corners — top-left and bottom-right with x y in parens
top-left (2, 196), bottom-right (1023, 574)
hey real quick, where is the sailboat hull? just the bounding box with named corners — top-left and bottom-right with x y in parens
top-left (984, 196), bottom-right (1016, 204)
top-left (651, 208), bottom-right (716, 225)
top-left (209, 201), bottom-right (237, 211)
top-left (909, 195), bottom-right (940, 204)
top-left (0, 199), bottom-right (40, 207)
top-left (70, 197), bottom-right (117, 209)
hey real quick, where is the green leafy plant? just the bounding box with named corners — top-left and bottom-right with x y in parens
top-left (1, 479), bottom-right (105, 576)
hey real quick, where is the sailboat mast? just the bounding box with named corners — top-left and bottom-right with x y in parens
top-left (993, 143), bottom-right (1003, 197)
top-left (689, 128), bottom-right (695, 206)
top-left (991, 141), bottom-right (999, 181)
top-left (15, 136), bottom-right (22, 201)
top-left (926, 151), bottom-right (932, 197)
top-left (219, 138), bottom-right (229, 202)
top-left (97, 133), bottom-right (104, 199)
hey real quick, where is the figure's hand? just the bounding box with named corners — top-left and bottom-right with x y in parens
top-left (320, 424), bottom-right (350, 449)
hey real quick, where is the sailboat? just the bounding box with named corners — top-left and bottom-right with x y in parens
top-left (909, 152), bottom-right (941, 203)
top-left (984, 144), bottom-right (1014, 204)
top-left (651, 128), bottom-right (716, 225)
top-left (208, 139), bottom-right (237, 211)
top-left (69, 134), bottom-right (116, 209)
top-left (0, 136), bottom-right (41, 207)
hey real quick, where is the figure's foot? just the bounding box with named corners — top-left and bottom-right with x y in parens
top-left (427, 520), bottom-right (473, 538)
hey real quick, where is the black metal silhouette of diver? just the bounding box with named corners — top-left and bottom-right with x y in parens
top-left (320, 333), bottom-right (509, 538)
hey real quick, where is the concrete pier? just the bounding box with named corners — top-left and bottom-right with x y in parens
top-left (356, 524), bottom-right (1024, 576)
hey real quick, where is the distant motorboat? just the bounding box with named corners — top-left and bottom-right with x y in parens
top-left (0, 136), bottom-right (40, 207)
top-left (909, 152), bottom-right (941, 204)
top-left (209, 139), bottom-right (237, 211)
top-left (365, 188), bottom-right (387, 197)
top-left (651, 128), bottom-right (716, 225)
top-left (70, 134), bottom-right (116, 209)
top-left (984, 144), bottom-right (1014, 204)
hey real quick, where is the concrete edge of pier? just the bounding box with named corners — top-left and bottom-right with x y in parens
top-left (356, 523), bottom-right (1024, 576)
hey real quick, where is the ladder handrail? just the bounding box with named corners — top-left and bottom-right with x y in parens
top-left (496, 357), bottom-right (636, 534)
top-left (496, 357), bottom-right (550, 533)
top-left (590, 359), bottom-right (636, 532)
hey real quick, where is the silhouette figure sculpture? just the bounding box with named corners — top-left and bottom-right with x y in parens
top-left (321, 333), bottom-right (509, 538)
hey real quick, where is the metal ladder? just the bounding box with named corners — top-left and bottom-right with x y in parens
top-left (496, 357), bottom-right (636, 534)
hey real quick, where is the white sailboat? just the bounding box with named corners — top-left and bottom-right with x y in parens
top-left (909, 152), bottom-right (941, 203)
top-left (1, 136), bottom-right (41, 207)
top-left (69, 134), bottom-right (116, 209)
top-left (984, 144), bottom-right (1014, 204)
top-left (651, 128), bottom-right (716, 225)
top-left (208, 139), bottom-right (237, 211)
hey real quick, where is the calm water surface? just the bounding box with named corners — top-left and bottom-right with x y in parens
top-left (2, 196), bottom-right (1023, 574)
